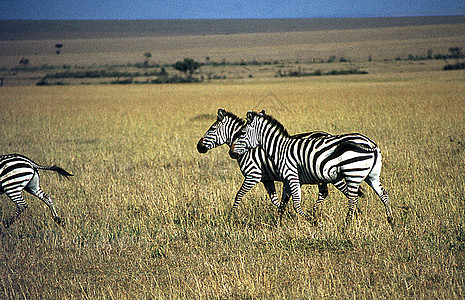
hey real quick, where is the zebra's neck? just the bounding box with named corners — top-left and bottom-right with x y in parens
top-left (256, 121), bottom-right (290, 165)
top-left (225, 118), bottom-right (245, 147)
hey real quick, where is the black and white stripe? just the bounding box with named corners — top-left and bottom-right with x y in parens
top-left (0, 154), bottom-right (73, 227)
top-left (197, 109), bottom-right (362, 217)
top-left (230, 110), bottom-right (393, 227)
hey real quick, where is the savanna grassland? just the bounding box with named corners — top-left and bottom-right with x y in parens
top-left (1, 17), bottom-right (465, 86)
top-left (0, 70), bottom-right (464, 298)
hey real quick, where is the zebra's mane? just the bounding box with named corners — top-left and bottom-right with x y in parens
top-left (250, 111), bottom-right (290, 137)
top-left (225, 111), bottom-right (246, 127)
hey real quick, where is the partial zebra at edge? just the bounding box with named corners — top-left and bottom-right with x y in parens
top-left (0, 154), bottom-right (73, 227)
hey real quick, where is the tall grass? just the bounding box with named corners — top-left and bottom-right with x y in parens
top-left (0, 71), bottom-right (464, 298)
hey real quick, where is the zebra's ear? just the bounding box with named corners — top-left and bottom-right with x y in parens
top-left (217, 108), bottom-right (226, 121)
top-left (246, 111), bottom-right (254, 124)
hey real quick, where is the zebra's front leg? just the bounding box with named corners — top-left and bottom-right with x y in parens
top-left (232, 176), bottom-right (261, 212)
top-left (278, 186), bottom-right (291, 218)
top-left (262, 181), bottom-right (280, 208)
top-left (287, 179), bottom-right (310, 220)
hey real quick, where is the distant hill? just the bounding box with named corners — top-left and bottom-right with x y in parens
top-left (1, 16), bottom-right (465, 41)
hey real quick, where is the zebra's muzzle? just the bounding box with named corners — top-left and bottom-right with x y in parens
top-left (197, 138), bottom-right (209, 153)
top-left (229, 144), bottom-right (240, 159)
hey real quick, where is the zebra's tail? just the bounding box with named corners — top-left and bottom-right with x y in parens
top-left (358, 186), bottom-right (366, 198)
top-left (34, 164), bottom-right (74, 179)
top-left (46, 166), bottom-right (74, 179)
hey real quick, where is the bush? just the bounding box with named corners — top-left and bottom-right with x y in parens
top-left (173, 58), bottom-right (201, 78)
top-left (277, 68), bottom-right (367, 77)
top-left (443, 62), bottom-right (465, 70)
top-left (111, 78), bottom-right (134, 84)
top-left (327, 55), bottom-right (337, 63)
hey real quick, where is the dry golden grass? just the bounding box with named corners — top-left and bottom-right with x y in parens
top-left (0, 70), bottom-right (465, 298)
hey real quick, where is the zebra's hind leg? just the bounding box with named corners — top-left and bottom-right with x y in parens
top-left (311, 183), bottom-right (329, 226)
top-left (364, 150), bottom-right (394, 230)
top-left (345, 194), bottom-right (358, 227)
top-left (343, 180), bottom-right (364, 227)
top-left (287, 179), bottom-right (311, 220)
top-left (24, 173), bottom-right (64, 226)
top-left (333, 180), bottom-right (363, 217)
top-left (365, 177), bottom-right (394, 230)
top-left (3, 195), bottom-right (28, 228)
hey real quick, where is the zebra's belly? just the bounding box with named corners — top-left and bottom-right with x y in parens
top-left (298, 165), bottom-right (341, 184)
top-left (260, 170), bottom-right (280, 182)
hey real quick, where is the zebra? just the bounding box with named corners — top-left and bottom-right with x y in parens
top-left (0, 154), bottom-right (73, 227)
top-left (197, 108), bottom-right (363, 219)
top-left (229, 110), bottom-right (394, 228)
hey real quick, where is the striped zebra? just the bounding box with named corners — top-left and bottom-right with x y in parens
top-left (197, 109), bottom-right (363, 218)
top-left (0, 154), bottom-right (73, 227)
top-left (229, 110), bottom-right (393, 228)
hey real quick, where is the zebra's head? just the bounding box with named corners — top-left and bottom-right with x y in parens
top-left (229, 110), bottom-right (264, 159)
top-left (197, 108), bottom-right (244, 154)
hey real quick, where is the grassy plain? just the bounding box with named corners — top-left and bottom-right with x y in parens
top-left (1, 18), bottom-right (465, 86)
top-left (0, 70), bottom-right (464, 298)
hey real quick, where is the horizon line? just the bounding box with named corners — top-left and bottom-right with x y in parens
top-left (2, 14), bottom-right (465, 22)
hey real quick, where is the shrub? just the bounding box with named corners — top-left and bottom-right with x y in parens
top-left (111, 78), bottom-right (134, 84)
top-left (173, 58), bottom-right (201, 78)
top-left (443, 62), bottom-right (465, 70)
top-left (277, 68), bottom-right (366, 77)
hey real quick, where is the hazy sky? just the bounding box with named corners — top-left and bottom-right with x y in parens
top-left (0, 0), bottom-right (464, 20)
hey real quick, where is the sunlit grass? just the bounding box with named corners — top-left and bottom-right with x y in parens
top-left (0, 71), bottom-right (464, 298)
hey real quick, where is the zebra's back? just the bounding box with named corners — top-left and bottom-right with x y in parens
top-left (286, 133), bottom-right (378, 184)
top-left (237, 131), bottom-right (334, 184)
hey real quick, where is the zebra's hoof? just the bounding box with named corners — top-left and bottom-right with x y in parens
top-left (3, 220), bottom-right (11, 228)
top-left (3, 217), bottom-right (15, 228)
top-left (54, 217), bottom-right (65, 226)
top-left (387, 216), bottom-right (395, 227)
